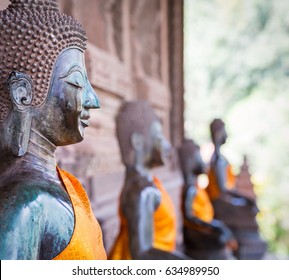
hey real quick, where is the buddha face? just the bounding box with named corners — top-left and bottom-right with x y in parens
top-left (218, 126), bottom-right (228, 145)
top-left (146, 120), bottom-right (171, 168)
top-left (33, 48), bottom-right (100, 146)
top-left (191, 147), bottom-right (206, 175)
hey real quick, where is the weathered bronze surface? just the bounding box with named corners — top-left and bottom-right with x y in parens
top-left (0, 0), bottom-right (100, 259)
top-left (110, 101), bottom-right (189, 259)
top-left (208, 119), bottom-right (266, 259)
top-left (179, 139), bottom-right (236, 259)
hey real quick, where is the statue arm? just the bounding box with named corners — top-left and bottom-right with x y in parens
top-left (182, 185), bottom-right (236, 245)
top-left (182, 185), bottom-right (197, 220)
top-left (213, 156), bottom-right (256, 208)
top-left (225, 189), bottom-right (257, 207)
top-left (212, 157), bottom-right (227, 192)
top-left (185, 213), bottom-right (235, 242)
top-left (213, 166), bottom-right (258, 210)
top-left (209, 219), bottom-right (237, 246)
top-left (183, 185), bottom-right (214, 231)
top-left (218, 191), bottom-right (259, 218)
top-left (184, 215), bottom-right (237, 249)
top-left (124, 187), bottom-right (189, 260)
top-left (0, 199), bottom-right (45, 260)
top-left (0, 187), bottom-right (74, 260)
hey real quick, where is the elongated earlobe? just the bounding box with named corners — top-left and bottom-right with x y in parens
top-left (131, 132), bottom-right (144, 152)
top-left (7, 71), bottom-right (33, 111)
top-left (131, 132), bottom-right (145, 169)
top-left (7, 71), bottom-right (34, 157)
top-left (9, 111), bottom-right (32, 157)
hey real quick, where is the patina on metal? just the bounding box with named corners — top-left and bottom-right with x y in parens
top-left (0, 0), bottom-right (100, 259)
top-left (110, 100), bottom-right (189, 259)
top-left (178, 139), bottom-right (236, 260)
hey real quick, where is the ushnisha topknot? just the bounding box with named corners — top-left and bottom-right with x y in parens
top-left (0, 0), bottom-right (87, 124)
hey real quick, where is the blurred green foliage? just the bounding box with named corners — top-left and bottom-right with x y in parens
top-left (184, 0), bottom-right (289, 258)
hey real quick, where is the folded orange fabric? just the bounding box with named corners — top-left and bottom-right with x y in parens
top-left (53, 167), bottom-right (107, 260)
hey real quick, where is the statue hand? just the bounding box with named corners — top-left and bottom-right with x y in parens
top-left (211, 220), bottom-right (237, 249)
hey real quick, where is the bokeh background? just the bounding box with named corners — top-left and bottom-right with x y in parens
top-left (184, 0), bottom-right (289, 258)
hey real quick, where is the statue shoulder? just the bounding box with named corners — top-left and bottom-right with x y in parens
top-left (0, 179), bottom-right (71, 208)
top-left (140, 185), bottom-right (161, 206)
top-left (211, 153), bottom-right (229, 166)
top-left (0, 180), bottom-right (73, 225)
top-left (0, 181), bottom-right (74, 259)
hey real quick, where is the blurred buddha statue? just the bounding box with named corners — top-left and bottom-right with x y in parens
top-left (206, 118), bottom-right (266, 259)
top-left (109, 101), bottom-right (189, 260)
top-left (179, 139), bottom-right (237, 259)
top-left (0, 0), bottom-right (106, 260)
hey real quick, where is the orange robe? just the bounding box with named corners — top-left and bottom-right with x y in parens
top-left (53, 167), bottom-right (107, 260)
top-left (191, 186), bottom-right (214, 223)
top-left (109, 176), bottom-right (177, 260)
top-left (206, 164), bottom-right (236, 201)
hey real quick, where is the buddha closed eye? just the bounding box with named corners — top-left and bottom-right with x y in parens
top-left (61, 67), bottom-right (85, 91)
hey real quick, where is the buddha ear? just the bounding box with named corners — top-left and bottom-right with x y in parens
top-left (6, 71), bottom-right (34, 157)
top-left (131, 132), bottom-right (145, 168)
top-left (7, 71), bottom-right (34, 111)
top-left (131, 132), bottom-right (144, 152)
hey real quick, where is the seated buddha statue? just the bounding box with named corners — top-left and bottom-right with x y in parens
top-left (206, 119), bottom-right (266, 259)
top-left (0, 0), bottom-right (106, 260)
top-left (178, 139), bottom-right (236, 259)
top-left (109, 101), bottom-right (189, 260)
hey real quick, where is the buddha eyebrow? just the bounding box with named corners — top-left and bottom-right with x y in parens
top-left (59, 65), bottom-right (84, 79)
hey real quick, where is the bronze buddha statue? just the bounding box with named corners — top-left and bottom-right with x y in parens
top-left (109, 101), bottom-right (189, 260)
top-left (0, 0), bottom-right (106, 260)
top-left (206, 119), bottom-right (266, 259)
top-left (179, 139), bottom-right (236, 259)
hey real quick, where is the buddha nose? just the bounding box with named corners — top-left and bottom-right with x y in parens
top-left (83, 80), bottom-right (100, 109)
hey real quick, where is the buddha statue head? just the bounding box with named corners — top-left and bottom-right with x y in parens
top-left (0, 0), bottom-right (100, 158)
top-left (210, 118), bottom-right (227, 147)
top-left (116, 100), bottom-right (171, 170)
top-left (178, 139), bottom-right (205, 181)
